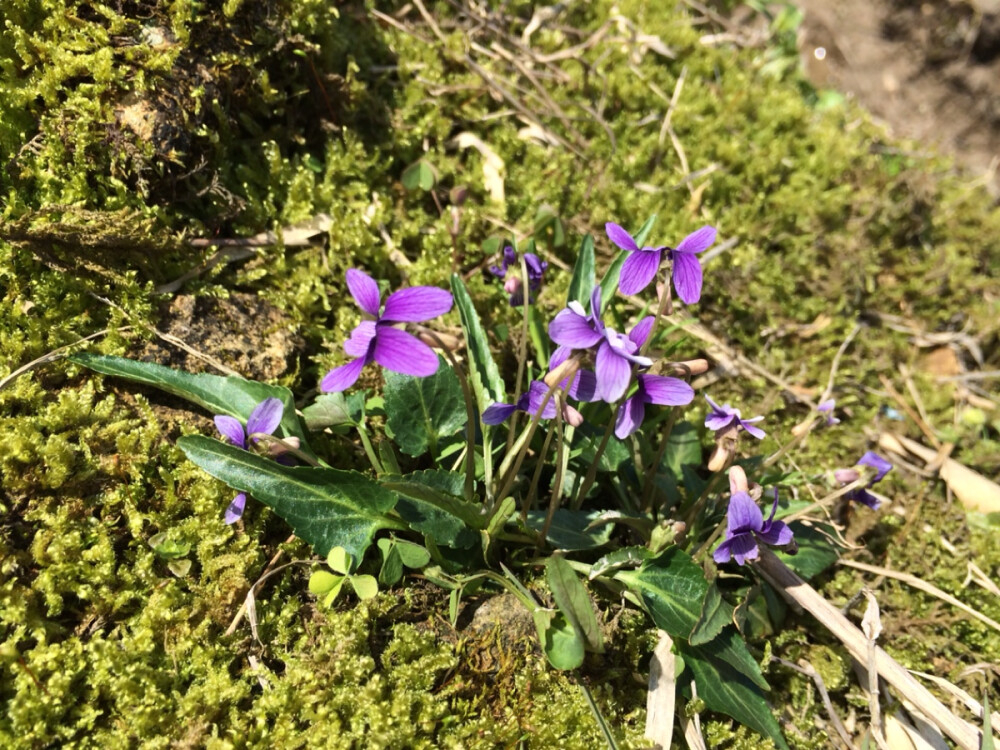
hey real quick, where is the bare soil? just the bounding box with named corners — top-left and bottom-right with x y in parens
top-left (793, 0), bottom-right (1000, 196)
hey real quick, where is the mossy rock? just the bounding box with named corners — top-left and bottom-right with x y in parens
top-left (2, 1), bottom-right (998, 747)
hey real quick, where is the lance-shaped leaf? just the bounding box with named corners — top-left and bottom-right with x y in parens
top-left (567, 233), bottom-right (595, 306)
top-left (72, 353), bottom-right (316, 459)
top-left (450, 274), bottom-right (505, 408)
top-left (547, 555), bottom-right (604, 653)
top-left (679, 640), bottom-right (788, 750)
top-left (177, 435), bottom-right (397, 560)
top-left (384, 356), bottom-right (465, 458)
top-left (381, 472), bottom-right (487, 534)
top-left (526, 509), bottom-right (613, 551)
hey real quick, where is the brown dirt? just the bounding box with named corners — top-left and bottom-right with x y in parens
top-left (793, 0), bottom-right (1000, 196)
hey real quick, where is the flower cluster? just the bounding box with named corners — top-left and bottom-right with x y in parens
top-left (489, 246), bottom-right (548, 306)
top-left (835, 451), bottom-right (892, 509)
top-left (606, 222), bottom-right (716, 303)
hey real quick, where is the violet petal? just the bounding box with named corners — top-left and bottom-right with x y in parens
top-left (605, 222), bottom-right (639, 252)
top-left (549, 308), bottom-right (603, 349)
top-left (246, 397), bottom-right (284, 438)
top-left (614, 394), bottom-right (645, 439)
top-left (858, 451), bottom-right (892, 483)
top-left (344, 320), bottom-right (378, 358)
top-left (215, 415), bottom-right (246, 448)
top-left (381, 286), bottom-right (453, 322)
top-left (758, 520), bottom-right (794, 546)
top-left (627, 316), bottom-right (655, 349)
top-left (346, 268), bottom-right (381, 316)
top-left (618, 248), bottom-right (662, 296)
top-left (637, 374), bottom-right (694, 406)
top-left (320, 357), bottom-right (367, 393)
top-left (373, 326), bottom-right (440, 376)
top-left (482, 402), bottom-right (518, 425)
top-left (727, 491), bottom-right (764, 534)
top-left (730, 533), bottom-right (761, 565)
top-left (594, 339), bottom-right (632, 403)
top-left (740, 417), bottom-right (767, 439)
top-left (224, 492), bottom-right (247, 524)
top-left (675, 225), bottom-right (717, 255)
top-left (671, 250), bottom-right (703, 304)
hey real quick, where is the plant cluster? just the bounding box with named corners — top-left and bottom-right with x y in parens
top-left (71, 215), bottom-right (895, 746)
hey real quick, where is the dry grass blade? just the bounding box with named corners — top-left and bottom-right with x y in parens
top-left (772, 656), bottom-right (854, 749)
top-left (839, 559), bottom-right (1000, 637)
top-left (645, 631), bottom-right (676, 750)
top-left (755, 548), bottom-right (982, 750)
top-left (909, 670), bottom-right (1000, 736)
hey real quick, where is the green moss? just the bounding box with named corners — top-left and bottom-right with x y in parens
top-left (2, 0), bottom-right (999, 746)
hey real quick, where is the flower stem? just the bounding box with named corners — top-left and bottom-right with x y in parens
top-left (356, 424), bottom-right (384, 475)
top-left (504, 255), bottom-right (533, 458)
top-left (638, 270), bottom-right (675, 358)
top-left (640, 406), bottom-right (680, 511)
top-left (570, 405), bottom-right (619, 510)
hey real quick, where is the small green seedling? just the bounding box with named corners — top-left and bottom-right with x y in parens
top-left (308, 546), bottom-right (379, 607)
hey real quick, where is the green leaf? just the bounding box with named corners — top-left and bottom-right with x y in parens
top-left (547, 555), bottom-right (604, 653)
top-left (615, 547), bottom-right (708, 639)
top-left (589, 547), bottom-right (651, 579)
top-left (401, 159), bottom-right (436, 191)
top-left (71, 354), bottom-right (315, 458)
top-left (377, 540), bottom-right (404, 586)
top-left (679, 641), bottom-right (788, 749)
top-left (567, 234), bottom-right (595, 306)
top-left (775, 522), bottom-right (839, 580)
top-left (451, 274), bottom-right (505, 408)
top-left (526, 509), bottom-right (614, 551)
top-left (533, 609), bottom-right (585, 671)
top-left (327, 546), bottom-right (353, 575)
top-left (395, 539), bottom-right (431, 568)
top-left (350, 574), bottom-right (379, 601)
top-left (598, 215), bottom-right (656, 312)
top-left (662, 421), bottom-right (701, 479)
top-left (302, 392), bottom-right (364, 431)
top-left (147, 532), bottom-right (190, 560)
top-left (177, 435), bottom-right (397, 561)
top-left (309, 570), bottom-right (342, 595)
top-left (382, 470), bottom-right (485, 537)
top-left (576, 429), bottom-right (630, 472)
top-left (534, 205), bottom-right (565, 247)
top-left (383, 355), bottom-right (465, 457)
top-left (690, 582), bottom-right (733, 646)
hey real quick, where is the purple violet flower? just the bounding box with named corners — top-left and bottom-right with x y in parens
top-left (713, 488), bottom-right (794, 565)
top-left (482, 381), bottom-right (560, 425)
top-left (214, 397), bottom-right (284, 524)
top-left (321, 269), bottom-right (454, 393)
top-left (548, 288), bottom-right (653, 403)
top-left (818, 398), bottom-right (840, 426)
top-left (835, 451), bottom-right (892, 509)
top-left (489, 246), bottom-right (548, 306)
top-left (606, 222), bottom-right (717, 303)
top-left (615, 374), bottom-right (695, 438)
top-left (704, 395), bottom-right (766, 439)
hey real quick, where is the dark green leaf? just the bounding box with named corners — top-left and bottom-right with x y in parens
top-left (401, 159), bottom-right (436, 191)
top-left (680, 641), bottom-right (788, 749)
top-left (533, 609), bottom-right (585, 670)
top-left (383, 355), bottom-right (465, 457)
top-left (982, 692), bottom-right (995, 750)
top-left (534, 205), bottom-right (565, 247)
top-left (576, 430), bottom-right (630, 472)
top-left (377, 539), bottom-right (404, 586)
top-left (526, 509), bottom-right (614, 551)
top-left (177, 435), bottom-right (396, 560)
top-left (395, 539), bottom-right (431, 568)
top-left (775, 522), bottom-right (839, 580)
top-left (690, 581), bottom-right (734, 646)
top-left (662, 421), bottom-right (701, 479)
top-left (72, 354), bottom-right (315, 458)
top-left (451, 274), bottom-right (506, 408)
top-left (615, 547), bottom-right (708, 639)
top-left (302, 392), bottom-right (364, 431)
top-left (589, 546), bottom-right (651, 579)
top-left (567, 234), bottom-right (595, 306)
top-left (547, 555), bottom-right (604, 653)
top-left (382, 470), bottom-right (485, 540)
